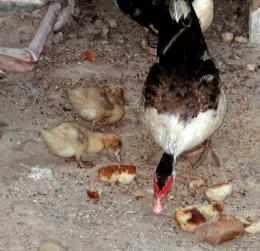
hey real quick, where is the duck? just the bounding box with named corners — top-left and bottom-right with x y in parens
top-left (67, 87), bottom-right (125, 129)
top-left (114, 0), bottom-right (214, 54)
top-left (41, 122), bottom-right (122, 167)
top-left (141, 0), bottom-right (226, 214)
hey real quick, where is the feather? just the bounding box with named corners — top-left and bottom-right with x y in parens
top-left (169, 0), bottom-right (191, 23)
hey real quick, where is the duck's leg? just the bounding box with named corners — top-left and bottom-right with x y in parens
top-left (65, 155), bottom-right (91, 168)
top-left (181, 139), bottom-right (220, 168)
top-left (140, 28), bottom-right (157, 56)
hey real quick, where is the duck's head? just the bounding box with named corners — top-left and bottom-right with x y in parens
top-left (111, 87), bottom-right (125, 105)
top-left (153, 153), bottom-right (175, 214)
top-left (103, 133), bottom-right (122, 161)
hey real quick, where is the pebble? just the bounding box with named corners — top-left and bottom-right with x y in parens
top-left (29, 166), bottom-right (54, 181)
top-left (53, 32), bottom-right (64, 44)
top-left (102, 26), bottom-right (110, 38)
top-left (108, 18), bottom-right (117, 28)
top-left (246, 64), bottom-right (257, 72)
top-left (222, 32), bottom-right (234, 43)
top-left (235, 36), bottom-right (248, 44)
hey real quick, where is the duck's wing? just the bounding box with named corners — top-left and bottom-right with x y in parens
top-left (143, 62), bottom-right (220, 120)
top-left (143, 0), bottom-right (221, 121)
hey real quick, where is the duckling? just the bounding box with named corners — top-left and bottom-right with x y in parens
top-left (41, 122), bottom-right (122, 167)
top-left (67, 87), bottom-right (125, 129)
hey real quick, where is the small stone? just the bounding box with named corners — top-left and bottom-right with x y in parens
top-left (108, 18), bottom-right (117, 28)
top-left (101, 26), bottom-right (110, 38)
top-left (245, 219), bottom-right (260, 234)
top-left (189, 177), bottom-right (206, 189)
top-left (222, 32), bottom-right (234, 43)
top-left (29, 166), bottom-right (54, 181)
top-left (53, 32), bottom-right (64, 44)
top-left (246, 64), bottom-right (257, 72)
top-left (235, 36), bottom-right (248, 44)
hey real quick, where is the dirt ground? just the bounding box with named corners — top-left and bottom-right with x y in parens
top-left (0, 0), bottom-right (259, 250)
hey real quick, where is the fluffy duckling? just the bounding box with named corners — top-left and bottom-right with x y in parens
top-left (41, 122), bottom-right (122, 167)
top-left (67, 87), bottom-right (125, 128)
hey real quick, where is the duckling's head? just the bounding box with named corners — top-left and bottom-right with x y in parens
top-left (103, 133), bottom-right (122, 160)
top-left (111, 88), bottom-right (125, 105)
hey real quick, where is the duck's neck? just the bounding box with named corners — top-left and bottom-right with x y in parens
top-left (86, 132), bottom-right (105, 154)
top-left (157, 5), bottom-right (208, 74)
top-left (155, 152), bottom-right (175, 190)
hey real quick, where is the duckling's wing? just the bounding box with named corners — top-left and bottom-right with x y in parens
top-left (41, 123), bottom-right (88, 158)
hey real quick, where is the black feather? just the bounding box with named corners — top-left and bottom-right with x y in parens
top-left (155, 152), bottom-right (174, 190)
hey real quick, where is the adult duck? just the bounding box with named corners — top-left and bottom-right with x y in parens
top-left (142, 0), bottom-right (227, 214)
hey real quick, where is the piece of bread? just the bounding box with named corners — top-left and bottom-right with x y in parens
top-left (175, 207), bottom-right (206, 232)
top-left (98, 165), bottom-right (136, 184)
top-left (206, 182), bottom-right (232, 202)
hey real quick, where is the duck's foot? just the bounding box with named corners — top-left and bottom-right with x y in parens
top-left (146, 148), bottom-right (164, 165)
top-left (140, 27), bottom-right (157, 56)
top-left (181, 139), bottom-right (220, 168)
top-left (65, 156), bottom-right (91, 168)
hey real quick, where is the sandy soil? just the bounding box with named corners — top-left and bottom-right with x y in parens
top-left (0, 0), bottom-right (259, 250)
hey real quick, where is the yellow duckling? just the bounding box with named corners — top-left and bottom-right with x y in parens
top-left (41, 122), bottom-right (122, 167)
top-left (67, 87), bottom-right (125, 128)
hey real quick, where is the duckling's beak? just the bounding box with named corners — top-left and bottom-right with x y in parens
top-left (114, 149), bottom-right (121, 162)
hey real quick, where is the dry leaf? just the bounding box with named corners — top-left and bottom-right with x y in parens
top-left (81, 49), bottom-right (96, 61)
top-left (87, 189), bottom-right (101, 200)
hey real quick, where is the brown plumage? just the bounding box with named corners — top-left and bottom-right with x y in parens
top-left (144, 63), bottom-right (220, 120)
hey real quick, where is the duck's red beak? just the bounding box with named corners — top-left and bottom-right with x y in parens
top-left (153, 175), bottom-right (174, 214)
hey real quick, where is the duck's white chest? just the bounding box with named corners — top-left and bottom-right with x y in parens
top-left (144, 91), bottom-right (226, 157)
top-left (192, 0), bottom-right (214, 32)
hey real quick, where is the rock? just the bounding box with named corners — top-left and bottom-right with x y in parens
top-left (189, 177), bottom-right (206, 189)
top-left (235, 36), bottom-right (248, 44)
top-left (108, 18), bottom-right (117, 28)
top-left (245, 219), bottom-right (260, 234)
top-left (222, 32), bottom-right (234, 43)
top-left (53, 32), bottom-right (64, 45)
top-left (101, 26), bottom-right (110, 39)
top-left (38, 240), bottom-right (65, 251)
top-left (246, 64), bottom-right (257, 72)
top-left (196, 215), bottom-right (244, 246)
top-left (0, 69), bottom-right (5, 79)
top-left (249, 0), bottom-right (260, 43)
top-left (29, 166), bottom-right (54, 181)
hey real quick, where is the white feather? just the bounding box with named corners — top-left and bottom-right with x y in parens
top-left (144, 90), bottom-right (227, 157)
top-left (169, 0), bottom-right (213, 32)
top-left (192, 0), bottom-right (214, 32)
top-left (169, 0), bottom-right (191, 23)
